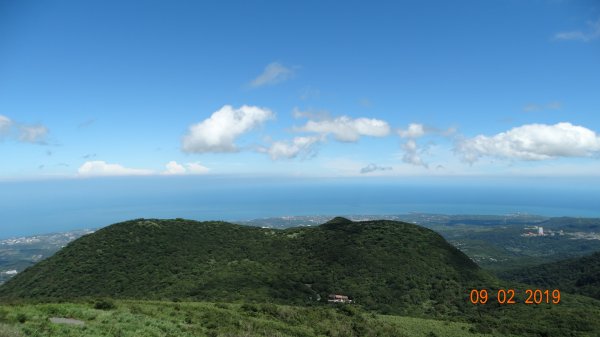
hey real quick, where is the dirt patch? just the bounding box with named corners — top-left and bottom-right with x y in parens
top-left (49, 317), bottom-right (85, 326)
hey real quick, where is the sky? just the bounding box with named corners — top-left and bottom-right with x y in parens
top-left (2, 0), bottom-right (600, 236)
top-left (1, 0), bottom-right (600, 180)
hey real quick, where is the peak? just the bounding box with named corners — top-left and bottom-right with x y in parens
top-left (325, 217), bottom-right (353, 225)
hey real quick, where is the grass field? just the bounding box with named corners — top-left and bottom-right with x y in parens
top-left (0, 300), bottom-right (502, 337)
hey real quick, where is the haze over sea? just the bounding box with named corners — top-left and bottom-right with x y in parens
top-left (2, 176), bottom-right (600, 238)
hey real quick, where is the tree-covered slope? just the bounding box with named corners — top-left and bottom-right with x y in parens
top-left (500, 252), bottom-right (600, 300)
top-left (0, 218), bottom-right (490, 316)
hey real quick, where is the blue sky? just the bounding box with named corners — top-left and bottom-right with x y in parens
top-left (1, 0), bottom-right (600, 180)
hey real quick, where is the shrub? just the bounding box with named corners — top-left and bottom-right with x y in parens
top-left (94, 299), bottom-right (116, 310)
top-left (15, 314), bottom-right (26, 324)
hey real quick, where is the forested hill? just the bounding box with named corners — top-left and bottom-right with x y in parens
top-left (0, 217), bottom-right (489, 316)
top-left (500, 252), bottom-right (600, 300)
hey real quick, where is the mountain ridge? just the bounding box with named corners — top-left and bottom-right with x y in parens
top-left (0, 217), bottom-right (488, 317)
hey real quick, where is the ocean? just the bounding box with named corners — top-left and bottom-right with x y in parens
top-left (1, 175), bottom-right (599, 238)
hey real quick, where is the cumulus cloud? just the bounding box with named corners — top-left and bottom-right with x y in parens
top-left (360, 163), bottom-right (392, 174)
top-left (398, 123), bottom-right (456, 138)
top-left (263, 136), bottom-right (322, 160)
top-left (398, 123), bottom-right (426, 138)
top-left (397, 123), bottom-right (456, 167)
top-left (402, 139), bottom-right (428, 167)
top-left (456, 122), bottom-right (600, 163)
top-left (250, 62), bottom-right (294, 87)
top-left (295, 116), bottom-right (390, 142)
top-left (19, 125), bottom-right (48, 144)
top-left (555, 19), bottom-right (600, 42)
top-left (162, 161), bottom-right (210, 175)
top-left (0, 115), bottom-right (12, 134)
top-left (78, 161), bottom-right (153, 177)
top-left (182, 105), bottom-right (274, 153)
top-left (163, 161), bottom-right (186, 175)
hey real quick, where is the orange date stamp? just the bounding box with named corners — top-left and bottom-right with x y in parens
top-left (469, 289), bottom-right (561, 305)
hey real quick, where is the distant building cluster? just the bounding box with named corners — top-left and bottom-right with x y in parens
top-left (521, 226), bottom-right (564, 237)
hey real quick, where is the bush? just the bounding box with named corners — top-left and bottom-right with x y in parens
top-left (94, 299), bottom-right (116, 310)
top-left (15, 314), bottom-right (26, 324)
top-left (338, 304), bottom-right (359, 317)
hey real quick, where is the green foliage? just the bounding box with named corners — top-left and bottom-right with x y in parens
top-left (14, 315), bottom-right (25, 324)
top-left (1, 218), bottom-right (600, 336)
top-left (0, 218), bottom-right (487, 318)
top-left (93, 299), bottom-right (115, 310)
top-left (0, 300), bottom-right (498, 337)
top-left (500, 252), bottom-right (600, 300)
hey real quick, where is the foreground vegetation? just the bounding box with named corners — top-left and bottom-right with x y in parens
top-left (0, 300), bottom-right (503, 337)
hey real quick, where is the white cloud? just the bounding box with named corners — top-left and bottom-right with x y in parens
top-left (0, 115), bottom-right (12, 134)
top-left (402, 139), bottom-right (428, 167)
top-left (163, 161), bottom-right (187, 175)
top-left (456, 122), bottom-right (600, 163)
top-left (78, 161), bottom-right (153, 177)
top-left (250, 62), bottom-right (294, 87)
top-left (163, 161), bottom-right (210, 175)
top-left (264, 136), bottom-right (321, 160)
top-left (182, 105), bottom-right (274, 153)
top-left (295, 116), bottom-right (390, 142)
top-left (360, 163), bottom-right (392, 174)
top-left (555, 19), bottom-right (600, 42)
top-left (186, 162), bottom-right (210, 174)
top-left (18, 125), bottom-right (48, 144)
top-left (398, 123), bottom-right (425, 138)
top-left (398, 123), bottom-right (456, 138)
top-left (397, 123), bottom-right (454, 167)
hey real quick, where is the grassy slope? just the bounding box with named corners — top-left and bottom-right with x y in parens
top-left (0, 300), bottom-right (501, 337)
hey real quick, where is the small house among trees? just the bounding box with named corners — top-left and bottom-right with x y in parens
top-left (327, 294), bottom-right (353, 304)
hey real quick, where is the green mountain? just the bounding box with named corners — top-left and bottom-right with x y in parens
top-left (3, 218), bottom-right (600, 336)
top-left (0, 217), bottom-right (489, 316)
top-left (500, 252), bottom-right (600, 300)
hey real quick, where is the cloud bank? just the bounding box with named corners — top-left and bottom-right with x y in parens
top-left (78, 160), bottom-right (210, 177)
top-left (456, 122), bottom-right (600, 163)
top-left (295, 116), bottom-right (390, 142)
top-left (163, 161), bottom-right (210, 175)
top-left (78, 161), bottom-right (153, 177)
top-left (360, 163), bottom-right (392, 174)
